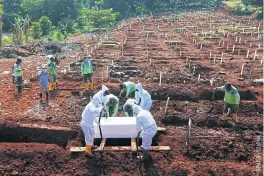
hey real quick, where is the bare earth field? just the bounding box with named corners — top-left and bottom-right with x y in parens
top-left (0, 9), bottom-right (263, 176)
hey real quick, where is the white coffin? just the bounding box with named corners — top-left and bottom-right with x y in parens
top-left (93, 117), bottom-right (143, 138)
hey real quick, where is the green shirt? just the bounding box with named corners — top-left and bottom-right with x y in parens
top-left (47, 61), bottom-right (57, 75)
top-left (81, 60), bottom-right (93, 75)
top-left (122, 82), bottom-right (136, 97)
top-left (13, 63), bottom-right (22, 77)
top-left (217, 85), bottom-right (240, 105)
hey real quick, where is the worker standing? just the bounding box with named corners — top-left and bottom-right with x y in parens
top-left (13, 58), bottom-right (23, 97)
top-left (47, 56), bottom-right (57, 91)
top-left (119, 81), bottom-right (136, 98)
top-left (81, 56), bottom-right (93, 91)
top-left (216, 82), bottom-right (240, 123)
top-left (135, 83), bottom-right (152, 111)
top-left (38, 64), bottom-right (49, 101)
top-left (123, 98), bottom-right (136, 117)
top-left (133, 105), bottom-right (157, 160)
top-left (81, 98), bottom-right (105, 157)
top-left (92, 85), bottom-right (110, 107)
top-left (104, 94), bottom-right (119, 117)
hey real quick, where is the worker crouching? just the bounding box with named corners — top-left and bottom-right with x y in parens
top-left (104, 94), bottom-right (119, 117)
top-left (133, 105), bottom-right (157, 160)
top-left (123, 98), bottom-right (136, 117)
top-left (216, 82), bottom-right (240, 123)
top-left (81, 98), bottom-right (105, 157)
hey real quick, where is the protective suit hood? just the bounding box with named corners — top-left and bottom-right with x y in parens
top-left (133, 105), bottom-right (143, 114)
top-left (136, 83), bottom-right (143, 95)
top-left (102, 85), bottom-right (109, 94)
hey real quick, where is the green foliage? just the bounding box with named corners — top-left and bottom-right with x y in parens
top-left (83, 8), bottom-right (119, 28)
top-left (49, 28), bottom-right (65, 41)
top-left (2, 35), bottom-right (13, 45)
top-left (30, 21), bottom-right (42, 39)
top-left (39, 16), bottom-right (52, 36)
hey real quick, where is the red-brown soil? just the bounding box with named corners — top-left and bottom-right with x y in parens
top-left (0, 9), bottom-right (263, 176)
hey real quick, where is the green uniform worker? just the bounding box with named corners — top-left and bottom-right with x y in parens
top-left (216, 82), bottom-right (240, 123)
top-left (141, 15), bottom-right (145, 23)
top-left (47, 57), bottom-right (57, 91)
top-left (119, 81), bottom-right (136, 98)
top-left (123, 98), bottom-right (136, 117)
top-left (13, 58), bottom-right (23, 94)
top-left (104, 94), bottom-right (119, 117)
top-left (81, 56), bottom-right (93, 90)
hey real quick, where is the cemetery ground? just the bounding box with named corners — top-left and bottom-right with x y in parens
top-left (0, 9), bottom-right (263, 175)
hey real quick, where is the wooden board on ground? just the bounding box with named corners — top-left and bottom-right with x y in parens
top-left (157, 127), bottom-right (166, 132)
top-left (70, 146), bottom-right (170, 153)
top-left (99, 138), bottom-right (106, 151)
top-left (131, 138), bottom-right (137, 152)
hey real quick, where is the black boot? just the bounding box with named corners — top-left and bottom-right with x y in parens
top-left (46, 92), bottom-right (49, 100)
top-left (143, 150), bottom-right (149, 160)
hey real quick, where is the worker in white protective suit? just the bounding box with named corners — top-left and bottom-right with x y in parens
top-left (92, 85), bottom-right (110, 107)
top-left (133, 105), bottom-right (157, 160)
top-left (81, 98), bottom-right (105, 157)
top-left (135, 83), bottom-right (152, 111)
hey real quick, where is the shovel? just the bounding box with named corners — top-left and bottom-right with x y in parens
top-left (136, 130), bottom-right (143, 160)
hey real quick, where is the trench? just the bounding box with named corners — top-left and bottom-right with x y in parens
top-left (81, 133), bottom-right (162, 147)
top-left (0, 123), bottom-right (77, 147)
top-left (109, 88), bottom-right (257, 102)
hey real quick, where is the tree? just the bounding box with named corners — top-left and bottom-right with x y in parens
top-left (39, 16), bottom-right (52, 36)
top-left (23, 15), bottom-right (30, 43)
top-left (0, 0), bottom-right (4, 47)
top-left (2, 0), bottom-right (24, 31)
top-left (242, 0), bottom-right (250, 11)
top-left (12, 17), bottom-right (23, 45)
top-left (83, 8), bottom-right (119, 28)
top-left (30, 21), bottom-right (42, 39)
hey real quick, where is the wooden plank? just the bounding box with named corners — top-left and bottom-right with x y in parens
top-left (157, 127), bottom-right (166, 132)
top-left (99, 138), bottom-right (106, 151)
top-left (131, 138), bottom-right (137, 152)
top-left (70, 146), bottom-right (170, 152)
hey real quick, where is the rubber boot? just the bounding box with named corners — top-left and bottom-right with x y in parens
top-left (85, 145), bottom-right (94, 158)
top-left (233, 113), bottom-right (238, 123)
top-left (92, 138), bottom-right (98, 149)
top-left (52, 82), bottom-right (57, 90)
top-left (46, 92), bottom-right (49, 100)
top-left (90, 82), bottom-right (94, 90)
top-left (222, 113), bottom-right (228, 120)
top-left (143, 150), bottom-right (149, 160)
top-left (48, 83), bottom-right (53, 91)
top-left (85, 83), bottom-right (89, 91)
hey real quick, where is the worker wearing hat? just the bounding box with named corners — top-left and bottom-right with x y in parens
top-left (47, 56), bottom-right (57, 91)
top-left (38, 64), bottom-right (49, 101)
top-left (123, 98), bottom-right (137, 117)
top-left (81, 97), bottom-right (105, 157)
top-left (216, 82), bottom-right (240, 123)
top-left (13, 58), bottom-right (23, 96)
top-left (81, 56), bottom-right (93, 91)
top-left (104, 94), bottom-right (119, 117)
top-left (133, 105), bottom-right (157, 160)
top-left (119, 81), bottom-right (136, 98)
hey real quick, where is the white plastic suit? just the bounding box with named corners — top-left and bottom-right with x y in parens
top-left (92, 85), bottom-right (109, 106)
top-left (135, 83), bottom-right (152, 111)
top-left (133, 105), bottom-right (157, 150)
top-left (81, 98), bottom-right (103, 145)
